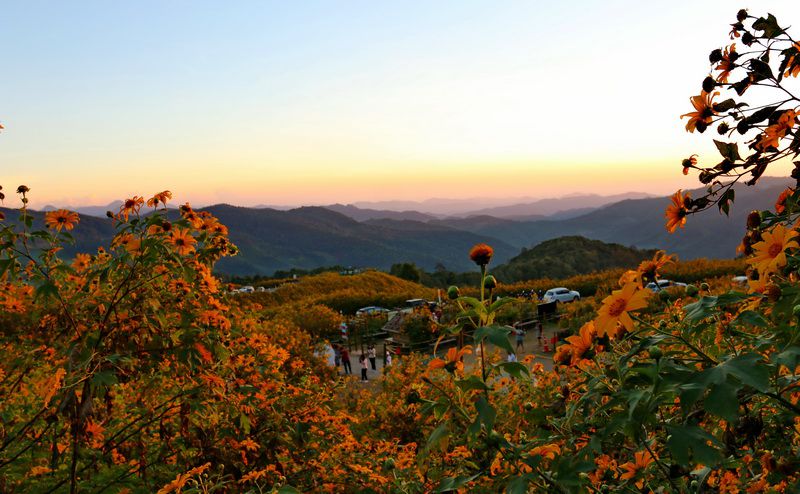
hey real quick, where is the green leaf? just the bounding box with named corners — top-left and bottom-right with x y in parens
top-left (474, 325), bottom-right (515, 355)
top-left (506, 476), bottom-right (529, 494)
top-left (733, 310), bottom-right (768, 328)
top-left (456, 375), bottom-right (490, 392)
top-left (475, 396), bottom-right (496, 431)
top-left (749, 59), bottom-right (774, 81)
top-left (665, 425), bottom-right (722, 466)
top-left (427, 422), bottom-right (450, 452)
top-left (714, 140), bottom-right (742, 162)
top-left (435, 474), bottom-right (480, 493)
top-left (705, 382), bottom-right (739, 422)
top-left (496, 361), bottom-right (530, 379)
top-left (684, 296), bottom-right (719, 321)
top-left (752, 14), bottom-right (784, 38)
top-left (35, 282), bottom-right (59, 301)
top-left (724, 353), bottom-right (769, 392)
top-left (277, 486), bottom-right (302, 494)
top-left (0, 258), bottom-right (13, 279)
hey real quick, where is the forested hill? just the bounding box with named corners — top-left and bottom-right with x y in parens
top-left (492, 236), bottom-right (657, 282)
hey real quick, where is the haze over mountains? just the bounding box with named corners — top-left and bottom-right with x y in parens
top-left (13, 179), bottom-right (792, 276)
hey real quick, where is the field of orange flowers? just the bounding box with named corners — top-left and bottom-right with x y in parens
top-left (2, 8), bottom-right (800, 493)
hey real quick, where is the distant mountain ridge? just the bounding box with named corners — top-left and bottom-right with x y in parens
top-left (7, 177), bottom-right (791, 276)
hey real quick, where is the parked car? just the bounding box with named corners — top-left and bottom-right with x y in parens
top-left (238, 286), bottom-right (255, 293)
top-left (356, 306), bottom-right (389, 316)
top-left (645, 280), bottom-right (687, 292)
top-left (731, 275), bottom-right (748, 286)
top-left (542, 287), bottom-right (580, 303)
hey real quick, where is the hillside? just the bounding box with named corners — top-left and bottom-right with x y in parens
top-left (492, 236), bottom-right (657, 282)
top-left (324, 204), bottom-right (437, 222)
top-left (448, 177), bottom-right (793, 260)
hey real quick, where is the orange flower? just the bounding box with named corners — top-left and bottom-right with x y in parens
top-left (112, 233), bottom-right (141, 255)
top-left (157, 463), bottom-right (211, 494)
top-left (168, 229), bottom-right (197, 256)
top-left (665, 190), bottom-right (690, 233)
top-left (529, 443), bottom-right (561, 460)
top-left (147, 190), bottom-right (173, 208)
top-left (715, 43), bottom-right (737, 83)
top-left (748, 223), bottom-right (799, 274)
top-left (619, 450), bottom-right (655, 489)
top-left (428, 345), bottom-right (472, 374)
top-left (118, 196), bottom-right (144, 221)
top-left (776, 188), bottom-right (795, 214)
top-left (72, 253), bottom-right (92, 271)
top-left (595, 283), bottom-right (649, 338)
top-left (638, 251), bottom-right (675, 281)
top-left (44, 209), bottom-right (79, 232)
top-left (784, 42), bottom-right (800, 79)
top-left (681, 91), bottom-right (718, 133)
top-left (757, 109), bottom-right (798, 151)
top-left (469, 243), bottom-right (494, 267)
top-left (562, 321), bottom-right (595, 365)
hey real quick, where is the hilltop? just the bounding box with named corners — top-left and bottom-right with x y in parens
top-left (492, 236), bottom-right (657, 282)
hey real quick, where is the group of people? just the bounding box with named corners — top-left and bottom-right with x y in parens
top-left (333, 343), bottom-right (390, 382)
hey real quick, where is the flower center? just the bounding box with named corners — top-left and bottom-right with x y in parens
top-left (768, 243), bottom-right (783, 257)
top-left (607, 298), bottom-right (627, 317)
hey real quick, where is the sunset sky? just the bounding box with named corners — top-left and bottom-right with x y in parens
top-left (2, 1), bottom-right (800, 208)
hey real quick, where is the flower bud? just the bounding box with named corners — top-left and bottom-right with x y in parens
top-left (700, 282), bottom-right (710, 292)
top-left (483, 275), bottom-right (497, 290)
top-left (16, 185), bottom-right (29, 194)
top-left (746, 210), bottom-right (761, 229)
top-left (446, 286), bottom-right (460, 301)
top-left (766, 284), bottom-right (782, 302)
top-left (702, 76), bottom-right (716, 93)
top-left (717, 122), bottom-right (730, 135)
top-left (709, 49), bottom-right (723, 64)
top-left (742, 32), bottom-right (754, 46)
top-left (737, 9), bottom-right (747, 22)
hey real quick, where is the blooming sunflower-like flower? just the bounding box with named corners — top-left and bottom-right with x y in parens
top-left (665, 190), bottom-right (690, 233)
top-left (562, 321), bottom-right (596, 365)
top-left (428, 345), bottom-right (472, 374)
top-left (619, 450), bottom-right (655, 489)
top-left (469, 243), bottom-right (494, 267)
top-left (715, 43), bottom-right (737, 83)
top-left (775, 188), bottom-right (795, 214)
top-left (756, 109), bottom-right (797, 151)
top-left (748, 223), bottom-right (799, 275)
top-left (147, 190), bottom-right (173, 208)
top-left (784, 42), bottom-right (800, 79)
top-left (595, 283), bottom-right (650, 338)
top-left (638, 251), bottom-right (675, 282)
top-left (168, 229), bottom-right (197, 256)
top-left (44, 209), bottom-right (79, 232)
top-left (681, 91), bottom-right (719, 133)
top-left (118, 196), bottom-right (144, 221)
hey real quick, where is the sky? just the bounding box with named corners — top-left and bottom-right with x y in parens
top-left (2, 0), bottom-right (800, 208)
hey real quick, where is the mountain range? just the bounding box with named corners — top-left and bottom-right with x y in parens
top-left (5, 177), bottom-right (791, 275)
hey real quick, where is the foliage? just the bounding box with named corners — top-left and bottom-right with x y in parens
top-left (493, 236), bottom-right (657, 282)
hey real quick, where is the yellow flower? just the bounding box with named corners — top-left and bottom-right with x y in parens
top-left (665, 190), bottom-right (690, 233)
top-left (748, 224), bottom-right (799, 274)
top-left (595, 283), bottom-right (649, 338)
top-left (681, 91), bottom-right (718, 133)
top-left (44, 209), bottom-right (79, 232)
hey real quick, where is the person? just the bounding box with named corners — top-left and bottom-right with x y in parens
top-left (367, 344), bottom-right (377, 370)
top-left (359, 353), bottom-right (368, 382)
top-left (507, 351), bottom-right (517, 362)
top-left (515, 328), bottom-right (524, 351)
top-left (384, 351), bottom-right (392, 367)
top-left (537, 321), bottom-right (544, 346)
top-left (340, 347), bottom-right (352, 375)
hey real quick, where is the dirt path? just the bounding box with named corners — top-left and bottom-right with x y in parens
top-left (336, 322), bottom-right (561, 386)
